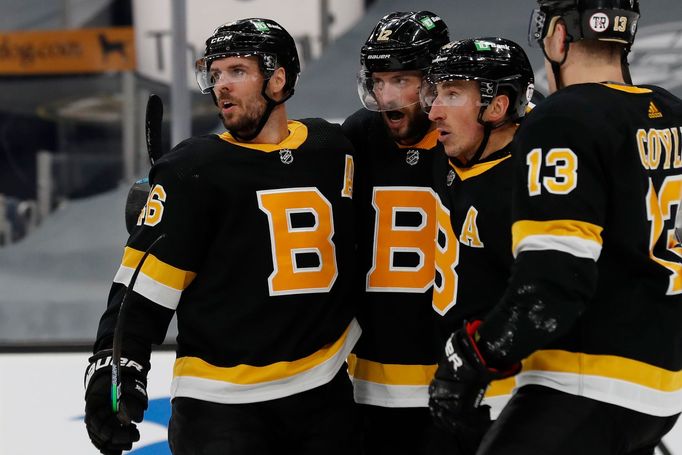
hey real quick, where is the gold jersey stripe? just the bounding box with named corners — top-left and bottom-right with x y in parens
top-left (396, 128), bottom-right (440, 150)
top-left (512, 219), bottom-right (603, 257)
top-left (451, 155), bottom-right (511, 181)
top-left (121, 246), bottom-right (196, 290)
top-left (218, 120), bottom-right (308, 152)
top-left (347, 354), bottom-right (437, 386)
top-left (523, 350), bottom-right (682, 392)
top-left (601, 83), bottom-right (653, 94)
top-left (174, 322), bottom-right (355, 385)
top-left (486, 376), bottom-right (516, 397)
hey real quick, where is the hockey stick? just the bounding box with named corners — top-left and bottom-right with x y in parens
top-left (113, 95), bottom-right (167, 423)
top-left (125, 94), bottom-right (164, 234)
top-left (658, 441), bottom-right (673, 455)
top-left (111, 233), bottom-right (166, 424)
top-left (145, 93), bottom-right (164, 166)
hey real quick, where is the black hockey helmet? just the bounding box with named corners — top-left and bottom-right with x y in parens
top-left (195, 18), bottom-right (300, 141)
top-left (195, 18), bottom-right (300, 97)
top-left (528, 0), bottom-right (640, 49)
top-left (358, 11), bottom-right (449, 111)
top-left (422, 38), bottom-right (535, 122)
top-left (360, 11), bottom-right (449, 73)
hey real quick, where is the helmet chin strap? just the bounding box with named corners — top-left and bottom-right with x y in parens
top-left (457, 106), bottom-right (493, 167)
top-left (230, 80), bottom-right (295, 142)
top-left (540, 37), bottom-right (570, 92)
top-left (541, 35), bottom-right (633, 89)
top-left (466, 124), bottom-right (491, 168)
top-left (462, 103), bottom-right (511, 168)
top-left (621, 48), bottom-right (633, 85)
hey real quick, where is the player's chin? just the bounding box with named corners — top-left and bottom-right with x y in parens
top-left (227, 122), bottom-right (259, 138)
top-left (390, 121), bottom-right (421, 143)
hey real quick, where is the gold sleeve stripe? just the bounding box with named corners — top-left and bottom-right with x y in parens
top-left (512, 220), bottom-right (603, 260)
top-left (523, 350), bottom-right (682, 392)
top-left (396, 128), bottom-right (439, 150)
top-left (174, 321), bottom-right (356, 385)
top-left (347, 354), bottom-right (437, 386)
top-left (218, 120), bottom-right (308, 153)
top-left (451, 155), bottom-right (511, 181)
top-left (486, 376), bottom-right (516, 397)
top-left (121, 246), bottom-right (196, 290)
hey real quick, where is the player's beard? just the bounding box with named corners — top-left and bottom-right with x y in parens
top-left (219, 93), bottom-right (267, 139)
top-left (381, 104), bottom-right (432, 145)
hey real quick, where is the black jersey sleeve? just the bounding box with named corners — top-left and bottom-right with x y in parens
top-left (476, 103), bottom-right (608, 368)
top-left (94, 138), bottom-right (216, 356)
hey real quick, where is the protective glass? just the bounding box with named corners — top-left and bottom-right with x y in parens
top-left (357, 70), bottom-right (422, 112)
top-left (195, 54), bottom-right (268, 94)
top-left (528, 8), bottom-right (548, 47)
top-left (419, 78), bottom-right (476, 114)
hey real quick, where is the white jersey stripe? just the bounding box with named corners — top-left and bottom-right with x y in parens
top-left (517, 370), bottom-right (682, 417)
top-left (514, 234), bottom-right (602, 260)
top-left (170, 319), bottom-right (361, 403)
top-left (113, 265), bottom-right (182, 310)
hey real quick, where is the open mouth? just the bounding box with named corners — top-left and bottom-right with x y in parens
top-left (436, 127), bottom-right (450, 141)
top-left (385, 110), bottom-right (405, 121)
top-left (221, 101), bottom-right (235, 111)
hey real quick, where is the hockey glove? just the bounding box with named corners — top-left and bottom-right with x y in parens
top-left (125, 178), bottom-right (150, 234)
top-left (84, 349), bottom-right (149, 455)
top-left (429, 321), bottom-right (520, 446)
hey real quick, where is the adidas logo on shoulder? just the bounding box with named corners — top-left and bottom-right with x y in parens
top-left (648, 101), bottom-right (663, 119)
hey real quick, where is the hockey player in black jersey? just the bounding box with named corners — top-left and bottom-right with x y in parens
top-left (420, 37), bottom-right (536, 451)
top-left (342, 11), bottom-right (458, 455)
top-left (84, 18), bottom-right (360, 455)
top-left (429, 1), bottom-right (682, 454)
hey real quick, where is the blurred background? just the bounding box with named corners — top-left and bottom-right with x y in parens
top-left (1, 0), bottom-right (681, 346)
top-left (0, 0), bottom-right (680, 452)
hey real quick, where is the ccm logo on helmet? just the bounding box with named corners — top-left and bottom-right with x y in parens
top-left (210, 35), bottom-right (232, 44)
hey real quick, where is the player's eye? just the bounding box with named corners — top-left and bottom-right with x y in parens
top-left (231, 68), bottom-right (246, 78)
top-left (210, 71), bottom-right (222, 83)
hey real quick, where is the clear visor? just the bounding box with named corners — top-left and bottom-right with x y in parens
top-left (528, 8), bottom-right (547, 47)
top-left (195, 53), bottom-right (268, 94)
top-left (419, 78), bottom-right (478, 114)
top-left (356, 70), bottom-right (422, 112)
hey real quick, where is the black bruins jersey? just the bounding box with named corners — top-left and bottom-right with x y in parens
top-left (434, 145), bottom-right (517, 417)
top-left (342, 108), bottom-right (443, 407)
top-left (96, 119), bottom-right (359, 404)
top-left (434, 147), bottom-right (514, 325)
top-left (479, 83), bottom-right (682, 416)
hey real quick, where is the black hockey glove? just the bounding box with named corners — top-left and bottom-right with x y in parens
top-left (84, 349), bottom-right (149, 455)
top-left (429, 321), bottom-right (520, 447)
top-left (125, 178), bottom-right (150, 234)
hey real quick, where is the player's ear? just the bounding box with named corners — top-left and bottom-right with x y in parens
top-left (267, 67), bottom-right (287, 100)
top-left (545, 18), bottom-right (569, 60)
top-left (484, 93), bottom-right (510, 123)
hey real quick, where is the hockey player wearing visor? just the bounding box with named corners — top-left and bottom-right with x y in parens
top-left (428, 1), bottom-right (682, 454)
top-left (422, 37), bottom-right (537, 452)
top-left (84, 18), bottom-right (360, 455)
top-left (342, 11), bottom-right (461, 455)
